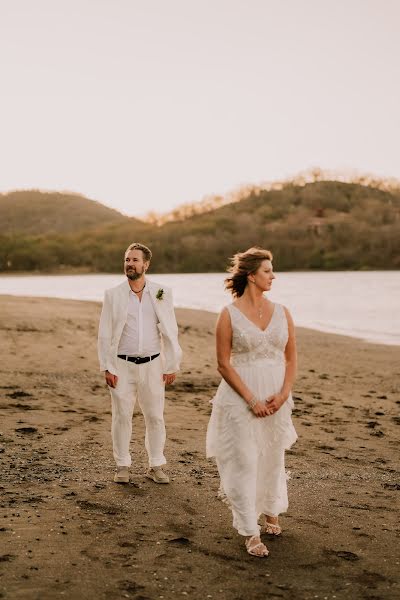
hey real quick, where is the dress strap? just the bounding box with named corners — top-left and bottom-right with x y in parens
top-left (225, 303), bottom-right (238, 326)
top-left (275, 303), bottom-right (289, 330)
top-left (272, 303), bottom-right (282, 320)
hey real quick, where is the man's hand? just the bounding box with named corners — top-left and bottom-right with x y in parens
top-left (105, 370), bottom-right (118, 388)
top-left (163, 373), bottom-right (176, 385)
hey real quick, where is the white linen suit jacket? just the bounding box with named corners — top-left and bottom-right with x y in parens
top-left (97, 279), bottom-right (182, 375)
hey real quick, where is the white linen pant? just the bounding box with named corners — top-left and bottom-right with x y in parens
top-left (109, 356), bottom-right (166, 468)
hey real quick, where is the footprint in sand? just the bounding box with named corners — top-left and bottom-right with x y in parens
top-left (325, 549), bottom-right (360, 561)
top-left (167, 536), bottom-right (191, 546)
top-left (0, 555), bottom-right (17, 564)
top-left (63, 491), bottom-right (77, 498)
top-left (4, 403), bottom-right (36, 411)
top-left (382, 482), bottom-right (400, 490)
top-left (118, 580), bottom-right (145, 594)
top-left (15, 426), bottom-right (38, 434)
top-left (371, 430), bottom-right (385, 437)
top-left (6, 390), bottom-right (33, 399)
top-left (54, 426), bottom-right (70, 434)
top-left (118, 541), bottom-right (137, 549)
top-left (76, 499), bottom-right (123, 516)
top-left (83, 415), bottom-right (103, 422)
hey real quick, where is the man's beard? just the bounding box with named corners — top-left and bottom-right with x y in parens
top-left (126, 268), bottom-right (144, 281)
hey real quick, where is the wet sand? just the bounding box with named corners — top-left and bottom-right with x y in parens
top-left (0, 295), bottom-right (399, 600)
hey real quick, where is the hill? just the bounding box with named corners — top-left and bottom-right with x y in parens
top-left (0, 190), bottom-right (129, 235)
top-left (149, 180), bottom-right (400, 271)
top-left (1, 181), bottom-right (399, 271)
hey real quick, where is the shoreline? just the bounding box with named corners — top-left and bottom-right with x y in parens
top-left (0, 292), bottom-right (398, 348)
top-left (2, 268), bottom-right (399, 276)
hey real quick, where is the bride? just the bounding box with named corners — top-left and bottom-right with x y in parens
top-left (206, 247), bottom-right (297, 557)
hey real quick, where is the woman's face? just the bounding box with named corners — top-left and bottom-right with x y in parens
top-left (250, 259), bottom-right (275, 291)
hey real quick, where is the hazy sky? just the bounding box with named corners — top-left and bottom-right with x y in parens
top-left (1, 0), bottom-right (399, 217)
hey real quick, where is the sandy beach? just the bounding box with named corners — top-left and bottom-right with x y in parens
top-left (0, 295), bottom-right (399, 600)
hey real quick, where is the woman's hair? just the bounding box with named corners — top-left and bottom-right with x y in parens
top-left (225, 247), bottom-right (273, 297)
top-left (125, 242), bottom-right (152, 262)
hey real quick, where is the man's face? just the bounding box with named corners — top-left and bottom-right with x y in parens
top-left (124, 250), bottom-right (149, 281)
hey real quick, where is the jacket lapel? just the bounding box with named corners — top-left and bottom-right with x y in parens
top-left (117, 280), bottom-right (130, 329)
top-left (147, 280), bottom-right (163, 322)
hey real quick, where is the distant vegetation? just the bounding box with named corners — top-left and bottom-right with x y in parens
top-left (1, 177), bottom-right (399, 272)
top-left (0, 190), bottom-right (127, 235)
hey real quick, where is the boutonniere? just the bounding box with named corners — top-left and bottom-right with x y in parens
top-left (156, 288), bottom-right (164, 300)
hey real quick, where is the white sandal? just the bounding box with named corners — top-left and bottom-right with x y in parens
top-left (262, 521), bottom-right (282, 536)
top-left (245, 535), bottom-right (269, 557)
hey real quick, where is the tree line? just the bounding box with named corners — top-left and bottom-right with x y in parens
top-left (1, 181), bottom-right (399, 272)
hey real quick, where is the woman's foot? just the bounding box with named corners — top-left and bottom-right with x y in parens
top-left (261, 515), bottom-right (282, 536)
top-left (245, 535), bottom-right (269, 557)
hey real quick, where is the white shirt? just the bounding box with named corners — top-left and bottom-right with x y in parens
top-left (117, 286), bottom-right (161, 356)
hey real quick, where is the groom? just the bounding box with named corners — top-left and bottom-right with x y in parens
top-left (97, 242), bottom-right (182, 484)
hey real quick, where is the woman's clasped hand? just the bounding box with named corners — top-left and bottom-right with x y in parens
top-left (250, 393), bottom-right (287, 417)
top-left (250, 399), bottom-right (271, 417)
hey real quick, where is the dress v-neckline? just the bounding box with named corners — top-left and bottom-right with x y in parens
top-left (231, 303), bottom-right (276, 333)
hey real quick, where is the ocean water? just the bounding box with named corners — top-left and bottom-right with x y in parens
top-left (0, 271), bottom-right (399, 346)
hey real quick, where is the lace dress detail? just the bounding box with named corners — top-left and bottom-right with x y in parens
top-left (230, 303), bottom-right (287, 366)
top-left (206, 302), bottom-right (297, 537)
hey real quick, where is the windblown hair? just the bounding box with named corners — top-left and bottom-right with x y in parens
top-left (225, 247), bottom-right (273, 297)
top-left (125, 242), bottom-right (152, 263)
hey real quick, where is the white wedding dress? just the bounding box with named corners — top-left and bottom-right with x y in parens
top-left (206, 303), bottom-right (297, 536)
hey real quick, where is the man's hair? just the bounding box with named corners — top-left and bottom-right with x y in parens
top-left (125, 243), bottom-right (152, 263)
top-left (224, 247), bottom-right (273, 297)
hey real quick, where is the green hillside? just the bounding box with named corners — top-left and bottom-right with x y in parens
top-left (0, 190), bottom-right (128, 234)
top-left (1, 181), bottom-right (399, 272)
top-left (151, 180), bottom-right (400, 271)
